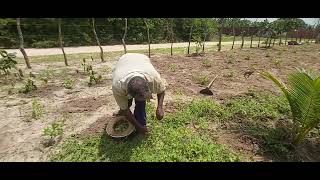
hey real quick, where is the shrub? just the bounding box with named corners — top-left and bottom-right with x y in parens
top-left (260, 68), bottom-right (320, 144)
top-left (0, 50), bottom-right (17, 75)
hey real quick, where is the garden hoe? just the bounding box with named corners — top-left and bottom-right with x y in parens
top-left (199, 75), bottom-right (218, 95)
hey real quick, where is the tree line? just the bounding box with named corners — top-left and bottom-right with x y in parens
top-left (1, 18), bottom-right (319, 69)
top-left (1, 18), bottom-right (319, 49)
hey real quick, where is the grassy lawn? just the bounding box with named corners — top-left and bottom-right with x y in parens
top-left (50, 90), bottom-right (295, 162)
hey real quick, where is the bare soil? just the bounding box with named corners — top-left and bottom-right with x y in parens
top-left (0, 43), bottom-right (319, 161)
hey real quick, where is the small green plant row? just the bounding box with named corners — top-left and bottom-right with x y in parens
top-left (43, 120), bottom-right (64, 138)
top-left (81, 58), bottom-right (103, 87)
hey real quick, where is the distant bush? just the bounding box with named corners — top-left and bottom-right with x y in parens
top-left (31, 41), bottom-right (59, 48)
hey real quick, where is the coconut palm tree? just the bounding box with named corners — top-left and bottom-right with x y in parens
top-left (260, 68), bottom-right (320, 145)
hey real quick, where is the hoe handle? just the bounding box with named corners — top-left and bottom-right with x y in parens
top-left (207, 75), bottom-right (218, 89)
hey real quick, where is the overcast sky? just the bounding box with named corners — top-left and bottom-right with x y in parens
top-left (245, 18), bottom-right (319, 25)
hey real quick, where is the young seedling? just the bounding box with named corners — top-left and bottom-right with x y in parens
top-left (31, 99), bottom-right (44, 119)
top-left (226, 54), bottom-right (235, 64)
top-left (63, 78), bottom-right (75, 89)
top-left (43, 121), bottom-right (64, 138)
top-left (273, 58), bottom-right (283, 67)
top-left (0, 50), bottom-right (17, 75)
top-left (81, 58), bottom-right (86, 72)
top-left (41, 119), bottom-right (65, 147)
top-left (168, 64), bottom-right (177, 72)
top-left (39, 68), bottom-right (54, 84)
top-left (195, 74), bottom-right (209, 85)
top-left (223, 70), bottom-right (235, 78)
top-left (88, 69), bottom-right (102, 87)
top-left (86, 65), bottom-right (92, 73)
top-left (202, 59), bottom-right (212, 67)
top-left (19, 79), bottom-right (37, 93)
top-left (175, 88), bottom-right (185, 96)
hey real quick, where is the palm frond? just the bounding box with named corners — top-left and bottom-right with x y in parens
top-left (259, 71), bottom-right (301, 122)
top-left (287, 71), bottom-right (314, 123)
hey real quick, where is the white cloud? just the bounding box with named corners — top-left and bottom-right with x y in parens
top-left (244, 18), bottom-right (319, 25)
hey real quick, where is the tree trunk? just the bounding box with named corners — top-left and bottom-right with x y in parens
top-left (170, 18), bottom-right (174, 56)
top-left (218, 25), bottom-right (223, 51)
top-left (272, 37), bottom-right (276, 46)
top-left (58, 18), bottom-right (68, 66)
top-left (279, 36), bottom-right (282, 46)
top-left (266, 37), bottom-right (269, 47)
top-left (202, 33), bottom-right (207, 53)
top-left (231, 22), bottom-right (236, 50)
top-left (122, 18), bottom-right (128, 54)
top-left (299, 34), bottom-right (302, 43)
top-left (240, 27), bottom-right (244, 49)
top-left (143, 18), bottom-right (151, 58)
top-left (268, 36), bottom-right (272, 47)
top-left (16, 18), bottom-right (31, 69)
top-left (187, 25), bottom-right (193, 54)
top-left (91, 18), bottom-right (104, 62)
top-left (258, 33), bottom-right (261, 48)
top-left (250, 34), bottom-right (254, 48)
top-left (285, 33), bottom-right (288, 45)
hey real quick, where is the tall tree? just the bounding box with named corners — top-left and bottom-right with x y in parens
top-left (170, 18), bottom-right (174, 55)
top-left (250, 19), bottom-right (258, 48)
top-left (217, 18), bottom-right (224, 52)
top-left (284, 32), bottom-right (288, 45)
top-left (91, 18), bottom-right (104, 62)
top-left (240, 19), bottom-right (248, 49)
top-left (231, 19), bottom-right (236, 50)
top-left (187, 20), bottom-right (194, 55)
top-left (122, 18), bottom-right (128, 54)
top-left (315, 19), bottom-right (320, 44)
top-left (16, 18), bottom-right (31, 69)
top-left (240, 26), bottom-right (245, 49)
top-left (58, 18), bottom-right (68, 66)
top-left (143, 18), bottom-right (151, 58)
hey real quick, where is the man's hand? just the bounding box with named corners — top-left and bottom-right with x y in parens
top-left (125, 109), bottom-right (148, 135)
top-left (156, 107), bottom-right (164, 120)
top-left (156, 91), bottom-right (165, 120)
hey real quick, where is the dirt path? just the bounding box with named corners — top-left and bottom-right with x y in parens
top-left (5, 41), bottom-right (260, 57)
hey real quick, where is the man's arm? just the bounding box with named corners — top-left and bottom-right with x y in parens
top-left (125, 109), bottom-right (148, 134)
top-left (156, 91), bottom-right (165, 120)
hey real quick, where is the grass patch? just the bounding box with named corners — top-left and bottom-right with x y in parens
top-left (168, 64), bottom-right (177, 72)
top-left (202, 59), bottom-right (212, 67)
top-left (43, 121), bottom-right (64, 138)
top-left (31, 99), bottom-right (44, 120)
top-left (18, 79), bottom-right (37, 94)
top-left (38, 68), bottom-right (55, 84)
top-left (49, 90), bottom-right (300, 162)
top-left (223, 70), bottom-right (235, 78)
top-left (222, 91), bottom-right (290, 121)
top-left (50, 100), bottom-right (240, 162)
top-left (62, 78), bottom-right (75, 89)
top-left (195, 74), bottom-right (209, 85)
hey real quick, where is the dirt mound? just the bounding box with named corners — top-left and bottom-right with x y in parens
top-left (61, 95), bottom-right (109, 113)
top-left (76, 115), bottom-right (112, 138)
